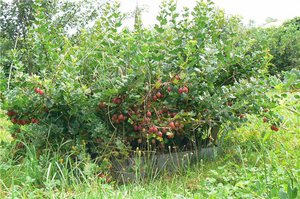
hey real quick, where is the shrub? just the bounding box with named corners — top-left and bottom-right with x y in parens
top-left (1, 1), bottom-right (280, 160)
top-left (252, 17), bottom-right (300, 75)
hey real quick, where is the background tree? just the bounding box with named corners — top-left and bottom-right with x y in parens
top-left (0, 0), bottom-right (107, 74)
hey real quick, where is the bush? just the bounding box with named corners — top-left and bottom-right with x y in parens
top-left (0, 1), bottom-right (280, 160)
top-left (252, 17), bottom-right (300, 75)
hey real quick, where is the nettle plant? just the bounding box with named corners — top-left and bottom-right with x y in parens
top-left (2, 1), bottom-right (280, 159)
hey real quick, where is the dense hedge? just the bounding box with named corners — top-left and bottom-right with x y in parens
top-left (0, 1), bottom-right (281, 160)
top-left (252, 17), bottom-right (300, 75)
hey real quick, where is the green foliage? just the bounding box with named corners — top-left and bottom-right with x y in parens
top-left (0, 0), bottom-right (106, 73)
top-left (0, 1), bottom-right (299, 196)
top-left (253, 17), bottom-right (300, 74)
top-left (0, 0), bottom-right (281, 159)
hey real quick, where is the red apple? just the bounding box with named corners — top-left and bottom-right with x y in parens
top-left (263, 117), bottom-right (268, 123)
top-left (153, 95), bottom-right (158, 101)
top-left (7, 110), bottom-right (17, 117)
top-left (138, 125), bottom-right (142, 131)
top-left (144, 117), bottom-right (151, 123)
top-left (18, 119), bottom-right (26, 125)
top-left (149, 126), bottom-right (158, 133)
top-left (11, 118), bottom-right (17, 124)
top-left (178, 87), bottom-right (183, 94)
top-left (227, 101), bottom-right (233, 107)
top-left (133, 125), bottom-right (139, 131)
top-left (147, 111), bottom-right (152, 117)
top-left (157, 131), bottom-right (163, 137)
top-left (112, 114), bottom-right (118, 121)
top-left (156, 92), bottom-right (163, 98)
top-left (182, 86), bottom-right (188, 93)
top-left (112, 97), bottom-right (122, 104)
top-left (118, 114), bottom-right (125, 121)
top-left (38, 89), bottom-right (44, 95)
top-left (271, 125), bottom-right (279, 131)
top-left (169, 121), bottom-right (176, 129)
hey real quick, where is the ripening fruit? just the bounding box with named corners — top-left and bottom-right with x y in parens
top-left (178, 87), bottom-right (183, 94)
top-left (38, 89), bottom-right (44, 95)
top-left (34, 88), bottom-right (44, 95)
top-left (98, 102), bottom-right (106, 109)
top-left (133, 125), bottom-right (139, 131)
top-left (112, 97), bottom-right (122, 104)
top-left (153, 95), bottom-right (158, 101)
top-left (147, 111), bottom-right (152, 117)
top-left (18, 120), bottom-right (26, 125)
top-left (31, 118), bottom-right (39, 124)
top-left (239, 114), bottom-right (246, 119)
top-left (149, 126), bottom-right (158, 133)
top-left (167, 132), bottom-right (174, 139)
top-left (175, 75), bottom-right (180, 80)
top-left (98, 173), bottom-right (105, 178)
top-left (264, 108), bottom-right (269, 113)
top-left (271, 125), bottom-right (279, 131)
top-left (182, 86), bottom-right (188, 93)
top-left (169, 121), bottom-right (176, 129)
top-left (11, 118), bottom-right (17, 124)
top-left (137, 138), bottom-right (143, 144)
top-left (263, 117), bottom-right (268, 123)
top-left (156, 92), bottom-right (163, 99)
top-left (227, 101), bottom-right (233, 107)
top-left (157, 131), bottom-right (163, 137)
top-left (112, 114), bottom-right (118, 121)
top-left (118, 114), bottom-right (125, 121)
top-left (7, 110), bottom-right (17, 117)
top-left (144, 117), bottom-right (151, 123)
top-left (167, 86), bottom-right (172, 92)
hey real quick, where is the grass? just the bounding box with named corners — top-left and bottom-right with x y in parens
top-left (0, 92), bottom-right (299, 198)
top-left (0, 110), bottom-right (12, 142)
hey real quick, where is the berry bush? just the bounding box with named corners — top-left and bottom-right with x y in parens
top-left (0, 1), bottom-right (281, 160)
